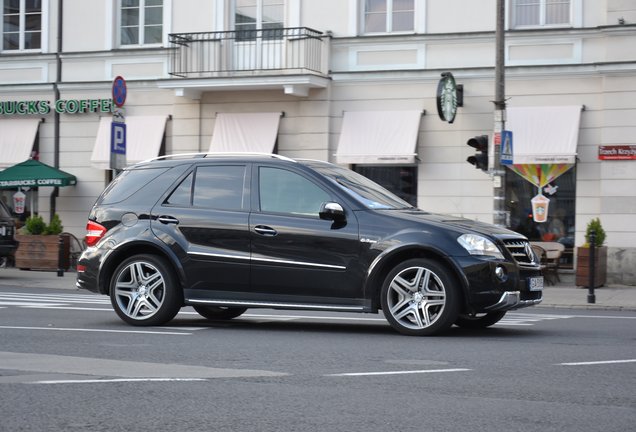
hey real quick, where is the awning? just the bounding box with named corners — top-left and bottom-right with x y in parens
top-left (0, 118), bottom-right (41, 168)
top-left (0, 159), bottom-right (77, 189)
top-left (507, 106), bottom-right (582, 164)
top-left (208, 112), bottom-right (282, 153)
top-left (336, 111), bottom-right (423, 164)
top-left (91, 115), bottom-right (168, 169)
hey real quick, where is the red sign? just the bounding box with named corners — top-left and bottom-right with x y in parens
top-left (112, 76), bottom-right (127, 108)
top-left (598, 145), bottom-right (636, 160)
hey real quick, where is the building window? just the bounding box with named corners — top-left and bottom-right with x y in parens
top-left (506, 167), bottom-right (576, 268)
top-left (2, 0), bottom-right (41, 51)
top-left (363, 0), bottom-right (414, 34)
top-left (354, 165), bottom-right (417, 207)
top-left (511, 0), bottom-right (571, 28)
top-left (234, 0), bottom-right (284, 41)
top-left (120, 0), bottom-right (163, 46)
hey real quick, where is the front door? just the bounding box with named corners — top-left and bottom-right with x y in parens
top-left (249, 165), bottom-right (362, 305)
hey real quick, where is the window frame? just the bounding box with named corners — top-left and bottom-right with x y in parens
top-left (1, 0), bottom-right (46, 52)
top-left (117, 0), bottom-right (164, 48)
top-left (361, 0), bottom-right (415, 35)
top-left (510, 0), bottom-right (573, 29)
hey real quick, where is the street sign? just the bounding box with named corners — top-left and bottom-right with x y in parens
top-left (500, 130), bottom-right (513, 165)
top-left (112, 76), bottom-right (127, 108)
top-left (111, 122), bottom-right (126, 155)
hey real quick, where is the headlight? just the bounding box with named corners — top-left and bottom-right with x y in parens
top-left (457, 234), bottom-right (504, 259)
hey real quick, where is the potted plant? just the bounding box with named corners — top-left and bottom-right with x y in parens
top-left (14, 214), bottom-right (70, 272)
top-left (575, 218), bottom-right (607, 288)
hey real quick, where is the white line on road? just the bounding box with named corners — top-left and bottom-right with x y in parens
top-left (326, 368), bottom-right (471, 377)
top-left (0, 325), bottom-right (191, 336)
top-left (31, 378), bottom-right (208, 385)
top-left (559, 359), bottom-right (636, 366)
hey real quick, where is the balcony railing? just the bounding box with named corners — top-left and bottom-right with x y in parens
top-left (168, 27), bottom-right (327, 78)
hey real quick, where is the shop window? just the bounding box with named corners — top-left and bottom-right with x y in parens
top-left (354, 165), bottom-right (417, 207)
top-left (506, 166), bottom-right (576, 268)
top-left (511, 0), bottom-right (571, 28)
top-left (120, 0), bottom-right (163, 46)
top-left (1, 0), bottom-right (42, 51)
top-left (363, 0), bottom-right (414, 34)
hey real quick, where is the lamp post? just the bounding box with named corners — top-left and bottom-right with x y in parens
top-left (493, 0), bottom-right (508, 227)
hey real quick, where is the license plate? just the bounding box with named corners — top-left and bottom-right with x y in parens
top-left (528, 276), bottom-right (544, 291)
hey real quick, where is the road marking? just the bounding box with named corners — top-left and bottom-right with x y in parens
top-left (326, 368), bottom-right (471, 377)
top-left (0, 325), bottom-right (191, 336)
top-left (559, 359), bottom-right (636, 366)
top-left (0, 352), bottom-right (287, 381)
top-left (32, 378), bottom-right (208, 385)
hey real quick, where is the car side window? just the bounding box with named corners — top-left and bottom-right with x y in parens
top-left (193, 165), bottom-right (247, 210)
top-left (165, 172), bottom-right (193, 206)
top-left (165, 166), bottom-right (247, 210)
top-left (259, 167), bottom-right (330, 216)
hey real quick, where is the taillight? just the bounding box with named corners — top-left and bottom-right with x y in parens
top-left (85, 220), bottom-right (107, 247)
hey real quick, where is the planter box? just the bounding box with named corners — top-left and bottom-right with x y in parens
top-left (575, 246), bottom-right (607, 288)
top-left (15, 234), bottom-right (70, 271)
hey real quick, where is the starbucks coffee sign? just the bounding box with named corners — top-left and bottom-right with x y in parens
top-left (0, 98), bottom-right (113, 115)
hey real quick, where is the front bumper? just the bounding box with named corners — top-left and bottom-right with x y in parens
top-left (485, 291), bottom-right (543, 311)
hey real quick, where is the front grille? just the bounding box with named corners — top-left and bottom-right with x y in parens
top-left (503, 239), bottom-right (535, 266)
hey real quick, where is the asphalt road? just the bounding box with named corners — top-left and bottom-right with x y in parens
top-left (1, 286), bottom-right (635, 432)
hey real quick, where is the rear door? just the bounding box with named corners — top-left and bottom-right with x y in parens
top-left (151, 163), bottom-right (251, 298)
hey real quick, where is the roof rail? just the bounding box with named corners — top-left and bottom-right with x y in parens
top-left (138, 152), bottom-right (297, 164)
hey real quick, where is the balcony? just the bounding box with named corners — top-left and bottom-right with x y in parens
top-left (162, 27), bottom-right (330, 98)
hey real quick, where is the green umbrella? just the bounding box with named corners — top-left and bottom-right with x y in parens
top-left (0, 159), bottom-right (77, 189)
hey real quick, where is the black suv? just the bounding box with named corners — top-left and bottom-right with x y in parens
top-left (77, 154), bottom-right (543, 336)
top-left (0, 199), bottom-right (17, 266)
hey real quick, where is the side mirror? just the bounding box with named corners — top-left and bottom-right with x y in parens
top-left (319, 202), bottom-right (346, 222)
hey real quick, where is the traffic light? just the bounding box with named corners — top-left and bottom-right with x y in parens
top-left (466, 135), bottom-right (489, 172)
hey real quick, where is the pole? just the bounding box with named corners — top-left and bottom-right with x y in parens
top-left (493, 0), bottom-right (508, 227)
top-left (588, 230), bottom-right (596, 304)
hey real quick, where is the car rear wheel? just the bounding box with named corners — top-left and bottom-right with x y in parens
top-left (193, 305), bottom-right (247, 320)
top-left (381, 258), bottom-right (459, 336)
top-left (454, 311), bottom-right (506, 329)
top-left (110, 254), bottom-right (181, 326)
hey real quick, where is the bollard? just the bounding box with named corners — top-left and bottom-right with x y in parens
top-left (587, 230), bottom-right (596, 304)
top-left (57, 234), bottom-right (64, 277)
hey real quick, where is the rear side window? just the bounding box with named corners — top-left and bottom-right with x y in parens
top-left (100, 168), bottom-right (168, 205)
top-left (171, 165), bottom-right (247, 210)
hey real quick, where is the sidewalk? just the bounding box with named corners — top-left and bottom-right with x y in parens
top-left (0, 267), bottom-right (635, 312)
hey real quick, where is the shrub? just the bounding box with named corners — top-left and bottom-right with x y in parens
top-left (44, 214), bottom-right (64, 235)
top-left (584, 218), bottom-right (606, 247)
top-left (24, 215), bottom-right (47, 235)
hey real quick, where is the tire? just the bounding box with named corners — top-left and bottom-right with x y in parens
top-left (109, 254), bottom-right (181, 326)
top-left (193, 305), bottom-right (247, 320)
top-left (381, 258), bottom-right (459, 336)
top-left (454, 311), bottom-right (506, 329)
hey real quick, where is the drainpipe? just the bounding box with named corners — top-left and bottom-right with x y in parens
top-left (50, 0), bottom-right (63, 219)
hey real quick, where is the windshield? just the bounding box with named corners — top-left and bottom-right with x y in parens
top-left (303, 161), bottom-right (413, 210)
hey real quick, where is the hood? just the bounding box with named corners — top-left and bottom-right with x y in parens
top-left (384, 209), bottom-right (526, 239)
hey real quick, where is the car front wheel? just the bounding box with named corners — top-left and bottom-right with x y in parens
top-left (110, 254), bottom-right (181, 326)
top-left (381, 258), bottom-right (459, 336)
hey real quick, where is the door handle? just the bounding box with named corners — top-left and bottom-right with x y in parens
top-left (157, 216), bottom-right (179, 225)
top-left (254, 225), bottom-right (277, 236)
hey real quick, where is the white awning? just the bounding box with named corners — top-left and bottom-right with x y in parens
top-left (0, 118), bottom-right (41, 168)
top-left (91, 115), bottom-right (168, 169)
top-left (208, 112), bottom-right (282, 153)
top-left (336, 111), bottom-right (422, 164)
top-left (507, 106), bottom-right (582, 164)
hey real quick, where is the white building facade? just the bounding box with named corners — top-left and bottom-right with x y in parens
top-left (0, 0), bottom-right (635, 284)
